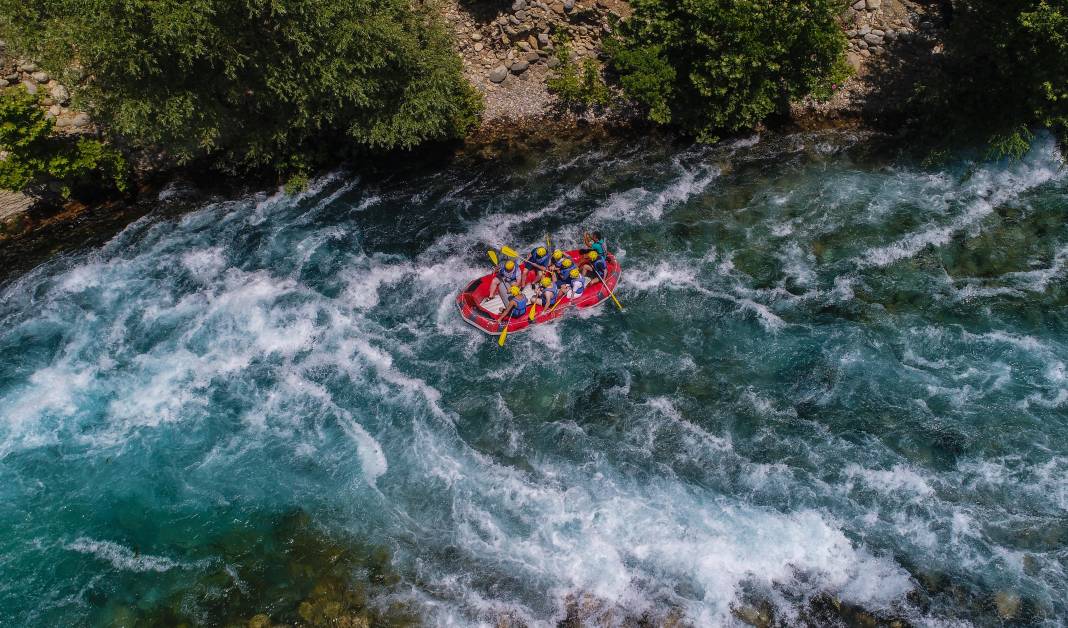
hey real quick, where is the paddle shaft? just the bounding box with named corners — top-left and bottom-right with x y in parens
top-left (593, 266), bottom-right (623, 311)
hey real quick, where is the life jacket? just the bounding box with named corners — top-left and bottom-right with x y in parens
top-left (498, 264), bottom-right (519, 282)
top-left (540, 285), bottom-right (558, 305)
top-left (510, 295), bottom-right (529, 318)
top-left (592, 239), bottom-right (607, 259)
top-left (591, 257), bottom-right (607, 276)
top-left (529, 250), bottom-right (551, 268)
top-left (571, 275), bottom-right (587, 296)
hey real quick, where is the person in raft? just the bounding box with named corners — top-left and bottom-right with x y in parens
top-left (553, 256), bottom-right (576, 287)
top-left (582, 231), bottom-right (607, 259)
top-left (564, 268), bottom-right (587, 299)
top-left (487, 259), bottom-right (520, 303)
top-left (522, 246), bottom-right (553, 288)
top-left (498, 285), bottom-right (529, 322)
top-left (580, 250), bottom-right (608, 287)
top-left (532, 276), bottom-right (558, 309)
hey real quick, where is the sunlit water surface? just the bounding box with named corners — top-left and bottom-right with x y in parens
top-left (1, 131), bottom-right (1066, 626)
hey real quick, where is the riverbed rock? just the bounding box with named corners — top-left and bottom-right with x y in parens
top-left (866, 0), bottom-right (882, 9)
top-left (863, 33), bottom-right (884, 45)
top-left (32, 71), bottom-right (50, 84)
top-left (995, 591), bottom-right (1021, 620)
top-left (524, 51), bottom-right (541, 63)
top-left (510, 60), bottom-right (529, 74)
top-left (512, 0), bottom-right (527, 10)
top-left (851, 0), bottom-right (865, 10)
top-left (247, 614), bottom-right (271, 628)
top-left (70, 112), bottom-right (91, 128)
top-left (732, 603), bottom-right (774, 628)
top-left (538, 33), bottom-right (550, 47)
top-left (547, 56), bottom-right (562, 69)
top-left (18, 62), bottom-right (37, 73)
top-left (488, 66), bottom-right (508, 83)
top-left (20, 80), bottom-right (37, 95)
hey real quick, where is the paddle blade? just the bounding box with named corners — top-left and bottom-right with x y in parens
top-left (500, 245), bottom-right (519, 259)
top-left (498, 324), bottom-right (508, 347)
top-left (546, 233), bottom-right (552, 249)
top-left (610, 292), bottom-right (624, 311)
top-left (529, 304), bottom-right (537, 322)
top-left (488, 250), bottom-right (498, 266)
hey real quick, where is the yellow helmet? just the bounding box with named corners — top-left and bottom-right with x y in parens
top-left (505, 260), bottom-right (515, 271)
top-left (537, 246), bottom-right (547, 256)
top-left (552, 250), bottom-right (563, 260)
top-left (561, 258), bottom-right (572, 268)
top-left (540, 276), bottom-right (552, 287)
top-left (587, 251), bottom-right (599, 261)
top-left (510, 285), bottom-right (521, 296)
top-left (570, 268), bottom-right (580, 278)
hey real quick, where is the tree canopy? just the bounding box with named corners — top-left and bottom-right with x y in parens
top-left (0, 0), bottom-right (483, 174)
top-left (607, 0), bottom-right (849, 142)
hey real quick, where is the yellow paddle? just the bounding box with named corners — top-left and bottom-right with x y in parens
top-left (500, 245), bottom-right (520, 259)
top-left (529, 302), bottom-right (537, 322)
top-left (593, 268), bottom-right (624, 311)
top-left (498, 319), bottom-right (509, 347)
top-left (488, 249), bottom-right (498, 266)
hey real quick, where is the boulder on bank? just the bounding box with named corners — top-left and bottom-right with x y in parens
top-left (488, 66), bottom-right (509, 83)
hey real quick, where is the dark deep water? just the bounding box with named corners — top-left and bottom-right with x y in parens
top-left (1, 130), bottom-right (1066, 626)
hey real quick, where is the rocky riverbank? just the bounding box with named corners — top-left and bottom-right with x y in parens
top-left (1, 0), bottom-right (948, 244)
top-left (441, 0), bottom-right (629, 123)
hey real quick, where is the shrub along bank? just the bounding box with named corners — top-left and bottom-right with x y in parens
top-left (603, 0), bottom-right (851, 142)
top-left (0, 86), bottom-right (125, 198)
top-left (912, 0), bottom-right (1068, 157)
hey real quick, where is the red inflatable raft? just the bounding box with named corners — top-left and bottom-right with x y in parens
top-left (456, 250), bottom-right (621, 335)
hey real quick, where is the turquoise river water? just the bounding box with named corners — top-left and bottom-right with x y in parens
top-left (1, 131), bottom-right (1066, 626)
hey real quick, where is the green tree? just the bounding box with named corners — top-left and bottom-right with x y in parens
top-left (0, 0), bottom-right (482, 174)
top-left (607, 0), bottom-right (849, 141)
top-left (915, 0), bottom-right (1068, 157)
top-left (0, 87), bottom-right (125, 196)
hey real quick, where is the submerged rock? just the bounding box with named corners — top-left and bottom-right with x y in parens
top-left (732, 602), bottom-right (774, 628)
top-left (995, 591), bottom-right (1021, 620)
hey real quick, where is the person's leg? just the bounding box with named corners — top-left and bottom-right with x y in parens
top-left (487, 277), bottom-right (501, 302)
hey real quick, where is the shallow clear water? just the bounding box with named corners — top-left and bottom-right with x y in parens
top-left (1, 131), bottom-right (1066, 626)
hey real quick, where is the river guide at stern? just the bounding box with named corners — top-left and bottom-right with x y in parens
top-left (456, 234), bottom-right (621, 336)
